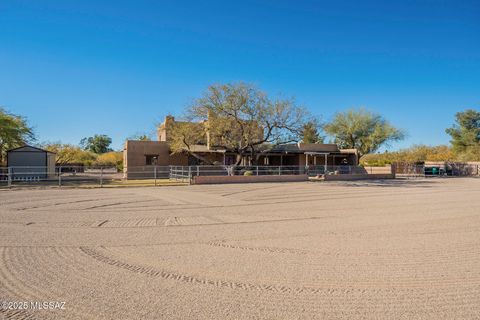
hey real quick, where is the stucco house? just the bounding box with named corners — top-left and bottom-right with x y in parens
top-left (123, 116), bottom-right (358, 179)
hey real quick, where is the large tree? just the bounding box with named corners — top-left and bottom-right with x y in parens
top-left (301, 121), bottom-right (323, 144)
top-left (445, 109), bottom-right (480, 159)
top-left (324, 108), bottom-right (405, 157)
top-left (0, 107), bottom-right (35, 164)
top-left (80, 134), bottom-right (113, 154)
top-left (171, 83), bottom-right (312, 165)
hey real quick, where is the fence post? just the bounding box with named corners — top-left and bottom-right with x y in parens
top-left (278, 166), bottom-right (281, 175)
top-left (256, 166), bottom-right (259, 176)
top-left (197, 166), bottom-right (200, 177)
top-left (188, 166), bottom-right (192, 184)
top-left (100, 167), bottom-right (103, 187)
top-left (7, 167), bottom-right (12, 188)
top-left (58, 166), bottom-right (62, 187)
top-left (154, 166), bottom-right (157, 186)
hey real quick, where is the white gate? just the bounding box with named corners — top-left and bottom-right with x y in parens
top-left (169, 166), bottom-right (191, 183)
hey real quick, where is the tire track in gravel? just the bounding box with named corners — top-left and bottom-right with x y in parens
top-left (0, 247), bottom-right (113, 320)
top-left (0, 248), bottom-right (54, 320)
top-left (16, 215), bottom-right (334, 229)
top-left (78, 246), bottom-right (341, 295)
top-left (0, 308), bottom-right (39, 320)
top-left (207, 240), bottom-right (310, 255)
top-left (28, 186), bottom-right (471, 213)
top-left (79, 246), bottom-right (480, 294)
top-left (12, 197), bottom-right (123, 211)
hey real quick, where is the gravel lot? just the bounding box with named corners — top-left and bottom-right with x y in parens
top-left (1, 178), bottom-right (480, 319)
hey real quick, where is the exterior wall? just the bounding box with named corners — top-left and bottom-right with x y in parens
top-left (123, 140), bottom-right (189, 179)
top-left (8, 151), bottom-right (46, 167)
top-left (7, 149), bottom-right (54, 179)
top-left (321, 165), bottom-right (395, 180)
top-left (158, 116), bottom-right (207, 145)
top-left (124, 140), bottom-right (171, 167)
top-left (47, 153), bottom-right (56, 178)
top-left (158, 116), bottom-right (175, 141)
top-left (124, 140), bottom-right (170, 179)
top-left (193, 174), bottom-right (309, 185)
top-left (299, 154), bottom-right (307, 166)
top-left (362, 165), bottom-right (394, 174)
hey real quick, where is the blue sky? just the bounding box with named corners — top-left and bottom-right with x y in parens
top-left (1, 0), bottom-right (479, 151)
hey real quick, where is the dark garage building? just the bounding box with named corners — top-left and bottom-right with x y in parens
top-left (7, 145), bottom-right (56, 179)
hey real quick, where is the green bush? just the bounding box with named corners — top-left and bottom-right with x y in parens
top-left (243, 170), bottom-right (254, 176)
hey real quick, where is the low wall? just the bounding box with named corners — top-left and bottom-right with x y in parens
top-left (192, 174), bottom-right (309, 185)
top-left (362, 165), bottom-right (394, 174)
top-left (323, 173), bottom-right (395, 181)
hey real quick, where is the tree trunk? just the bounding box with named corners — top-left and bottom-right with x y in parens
top-left (235, 154), bottom-right (243, 166)
top-left (249, 147), bottom-right (258, 165)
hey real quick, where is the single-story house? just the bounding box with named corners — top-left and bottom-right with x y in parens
top-left (123, 140), bottom-right (358, 179)
top-left (123, 116), bottom-right (359, 179)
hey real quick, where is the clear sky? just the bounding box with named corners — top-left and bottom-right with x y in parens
top-left (1, 0), bottom-right (479, 151)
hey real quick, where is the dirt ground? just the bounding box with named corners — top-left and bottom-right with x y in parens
top-left (1, 178), bottom-right (479, 319)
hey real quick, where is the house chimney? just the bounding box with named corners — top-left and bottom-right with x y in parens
top-left (158, 115), bottom-right (174, 141)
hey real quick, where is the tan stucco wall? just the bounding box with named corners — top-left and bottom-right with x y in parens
top-left (123, 140), bottom-right (189, 178)
top-left (124, 140), bottom-right (171, 167)
top-left (362, 165), bottom-right (394, 174)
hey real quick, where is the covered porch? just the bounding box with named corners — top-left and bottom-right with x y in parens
top-left (258, 151), bottom-right (357, 167)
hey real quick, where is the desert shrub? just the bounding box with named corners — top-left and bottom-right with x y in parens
top-left (43, 143), bottom-right (97, 166)
top-left (361, 145), bottom-right (457, 166)
top-left (94, 152), bottom-right (123, 171)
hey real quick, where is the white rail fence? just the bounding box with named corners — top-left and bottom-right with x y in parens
top-left (0, 165), bottom-right (369, 187)
top-left (1, 163), bottom-right (478, 187)
top-left (166, 165), bottom-right (377, 182)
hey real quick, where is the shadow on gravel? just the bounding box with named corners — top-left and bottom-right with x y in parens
top-left (329, 179), bottom-right (437, 188)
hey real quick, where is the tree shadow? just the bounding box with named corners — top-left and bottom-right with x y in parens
top-left (326, 178), bottom-right (438, 188)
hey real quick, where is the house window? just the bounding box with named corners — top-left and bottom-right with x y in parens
top-left (145, 155), bottom-right (158, 165)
